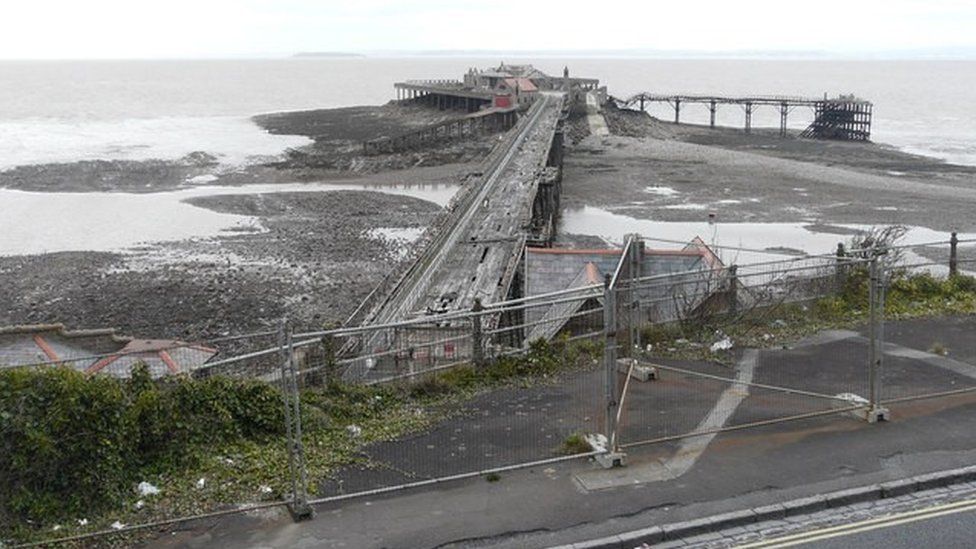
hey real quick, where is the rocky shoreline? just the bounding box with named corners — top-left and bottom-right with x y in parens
top-left (0, 103), bottom-right (501, 346)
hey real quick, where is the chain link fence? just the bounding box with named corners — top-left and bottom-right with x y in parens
top-left (3, 235), bottom-right (975, 546)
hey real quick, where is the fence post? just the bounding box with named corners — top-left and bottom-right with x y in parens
top-left (629, 236), bottom-right (644, 356)
top-left (866, 256), bottom-right (889, 423)
top-left (471, 298), bottom-right (485, 367)
top-left (728, 265), bottom-right (739, 317)
top-left (279, 319), bottom-right (314, 520)
top-left (835, 243), bottom-right (847, 291)
top-left (598, 273), bottom-right (626, 468)
top-left (950, 232), bottom-right (959, 277)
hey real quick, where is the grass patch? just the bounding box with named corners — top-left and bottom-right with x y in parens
top-left (558, 432), bottom-right (593, 456)
top-left (638, 270), bottom-right (976, 363)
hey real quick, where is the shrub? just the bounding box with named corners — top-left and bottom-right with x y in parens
top-left (0, 365), bottom-right (284, 527)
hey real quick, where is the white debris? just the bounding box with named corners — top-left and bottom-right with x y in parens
top-left (346, 424), bottom-right (362, 437)
top-left (77, 518), bottom-right (88, 526)
top-left (584, 433), bottom-right (607, 452)
top-left (772, 319), bottom-right (788, 328)
top-left (137, 481), bottom-right (160, 497)
top-left (111, 521), bottom-right (126, 530)
top-left (645, 344), bottom-right (653, 353)
top-left (710, 337), bottom-right (734, 353)
top-left (222, 458), bottom-right (235, 466)
top-left (135, 500), bottom-right (145, 510)
top-left (52, 525), bottom-right (62, 531)
top-left (196, 478), bottom-right (206, 489)
top-left (259, 486), bottom-right (273, 494)
top-left (835, 392), bottom-right (869, 406)
top-left (676, 338), bottom-right (689, 345)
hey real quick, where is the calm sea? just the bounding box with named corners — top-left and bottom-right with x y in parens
top-left (1, 57), bottom-right (974, 168)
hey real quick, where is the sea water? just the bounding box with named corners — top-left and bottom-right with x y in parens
top-left (1, 58), bottom-right (974, 168)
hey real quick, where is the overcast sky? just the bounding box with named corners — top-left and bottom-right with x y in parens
top-left (3, 0), bottom-right (976, 59)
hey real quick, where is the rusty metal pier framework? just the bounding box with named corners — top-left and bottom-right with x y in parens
top-left (618, 93), bottom-right (872, 140)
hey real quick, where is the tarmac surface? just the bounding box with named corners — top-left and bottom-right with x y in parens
top-left (150, 315), bottom-right (976, 548)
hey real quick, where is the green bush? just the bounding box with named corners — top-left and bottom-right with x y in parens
top-left (0, 365), bottom-right (284, 527)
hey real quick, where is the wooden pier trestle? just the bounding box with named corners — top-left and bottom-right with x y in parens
top-left (617, 93), bottom-right (872, 141)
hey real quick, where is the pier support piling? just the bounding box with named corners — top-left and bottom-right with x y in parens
top-left (780, 102), bottom-right (789, 137)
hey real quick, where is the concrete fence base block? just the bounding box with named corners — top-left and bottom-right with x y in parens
top-left (595, 451), bottom-right (627, 469)
top-left (616, 358), bottom-right (658, 382)
top-left (863, 406), bottom-right (890, 423)
top-left (287, 501), bottom-right (315, 522)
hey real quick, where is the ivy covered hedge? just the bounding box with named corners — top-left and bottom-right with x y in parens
top-left (0, 365), bottom-right (284, 528)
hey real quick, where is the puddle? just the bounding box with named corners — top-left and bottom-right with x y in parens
top-left (0, 182), bottom-right (458, 256)
top-left (664, 204), bottom-right (708, 211)
top-left (643, 186), bottom-right (680, 197)
top-left (561, 206), bottom-right (976, 267)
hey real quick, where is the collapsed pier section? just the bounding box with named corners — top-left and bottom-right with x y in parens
top-left (617, 92), bottom-right (873, 141)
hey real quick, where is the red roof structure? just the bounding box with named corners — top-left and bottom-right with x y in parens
top-left (86, 339), bottom-right (217, 378)
top-left (501, 77), bottom-right (538, 93)
top-left (0, 324), bottom-right (216, 379)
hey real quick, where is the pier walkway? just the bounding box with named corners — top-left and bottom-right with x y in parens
top-left (363, 93), bottom-right (565, 330)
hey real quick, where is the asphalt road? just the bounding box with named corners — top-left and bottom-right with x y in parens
top-left (742, 498), bottom-right (976, 548)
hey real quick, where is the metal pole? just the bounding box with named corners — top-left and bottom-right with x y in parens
top-left (835, 243), bottom-right (847, 291)
top-left (277, 320), bottom-right (298, 513)
top-left (728, 265), bottom-right (739, 317)
top-left (950, 232), bottom-right (959, 277)
top-left (286, 325), bottom-right (312, 519)
top-left (878, 265), bottom-right (887, 409)
top-left (603, 273), bottom-right (618, 449)
top-left (868, 257), bottom-right (878, 409)
top-left (865, 255), bottom-right (888, 422)
top-left (279, 319), bottom-right (313, 520)
top-left (471, 298), bottom-right (485, 367)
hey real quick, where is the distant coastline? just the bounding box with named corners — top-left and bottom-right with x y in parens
top-left (292, 51), bottom-right (365, 59)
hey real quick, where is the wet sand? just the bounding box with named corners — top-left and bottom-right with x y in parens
top-left (0, 103), bottom-right (498, 342)
top-left (562, 108), bottom-right (976, 235)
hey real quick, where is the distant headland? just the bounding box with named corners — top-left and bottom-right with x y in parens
top-left (292, 52), bottom-right (365, 58)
